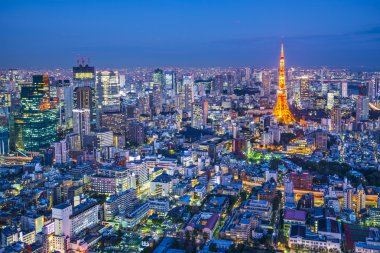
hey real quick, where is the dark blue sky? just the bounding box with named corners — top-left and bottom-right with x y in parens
top-left (1, 0), bottom-right (380, 69)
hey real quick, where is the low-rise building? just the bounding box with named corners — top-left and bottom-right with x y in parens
top-left (355, 227), bottom-right (380, 253)
top-left (149, 198), bottom-right (170, 214)
top-left (289, 225), bottom-right (341, 252)
top-left (104, 188), bottom-right (138, 221)
top-left (239, 199), bottom-right (272, 220)
top-left (150, 173), bottom-right (172, 197)
top-left (185, 212), bottom-right (220, 240)
top-left (220, 212), bottom-right (254, 243)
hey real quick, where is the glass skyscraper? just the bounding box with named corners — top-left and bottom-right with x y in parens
top-left (96, 71), bottom-right (120, 114)
top-left (0, 127), bottom-right (9, 155)
top-left (73, 64), bottom-right (95, 89)
top-left (15, 75), bottom-right (58, 152)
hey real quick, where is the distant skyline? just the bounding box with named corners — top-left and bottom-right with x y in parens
top-left (1, 0), bottom-right (380, 69)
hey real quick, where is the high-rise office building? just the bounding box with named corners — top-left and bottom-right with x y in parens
top-left (299, 76), bottom-right (310, 107)
top-left (95, 128), bottom-right (114, 148)
top-left (191, 99), bottom-right (208, 129)
top-left (0, 127), bottom-right (9, 155)
top-left (72, 109), bottom-right (91, 145)
top-left (164, 70), bottom-right (176, 95)
top-left (262, 71), bottom-right (270, 96)
top-left (194, 80), bottom-right (213, 98)
top-left (356, 184), bottom-right (366, 214)
top-left (54, 140), bottom-right (68, 164)
top-left (356, 95), bottom-right (369, 122)
top-left (331, 106), bottom-right (342, 132)
top-left (15, 75), bottom-right (58, 152)
top-left (344, 187), bottom-right (353, 210)
top-left (367, 80), bottom-right (375, 102)
top-left (183, 74), bottom-right (194, 111)
top-left (153, 68), bottom-right (163, 83)
top-left (127, 122), bottom-right (145, 145)
top-left (73, 63), bottom-right (95, 89)
top-left (152, 84), bottom-right (162, 115)
top-left (96, 71), bottom-right (120, 115)
top-left (327, 92), bottom-right (336, 110)
top-left (341, 82), bottom-right (348, 98)
top-left (315, 130), bottom-right (328, 151)
top-left (73, 86), bottom-right (96, 130)
top-left (63, 83), bottom-right (74, 128)
top-left (375, 78), bottom-right (380, 99)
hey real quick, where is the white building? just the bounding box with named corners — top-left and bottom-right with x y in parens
top-left (51, 199), bottom-right (99, 252)
top-left (54, 140), bottom-right (68, 164)
top-left (150, 173), bottom-right (172, 197)
top-left (73, 108), bottom-right (90, 140)
top-left (148, 198), bottom-right (170, 213)
top-left (96, 129), bottom-right (114, 147)
top-left (104, 188), bottom-right (137, 221)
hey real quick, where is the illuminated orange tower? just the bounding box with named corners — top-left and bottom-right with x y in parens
top-left (273, 41), bottom-right (296, 124)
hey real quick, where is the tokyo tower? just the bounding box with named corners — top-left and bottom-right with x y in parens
top-left (273, 41), bottom-right (296, 124)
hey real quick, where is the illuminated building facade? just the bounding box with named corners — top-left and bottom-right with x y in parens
top-left (96, 71), bottom-right (120, 114)
top-left (183, 74), bottom-right (194, 111)
top-left (356, 184), bottom-right (366, 214)
top-left (15, 75), bottom-right (57, 152)
top-left (73, 86), bottom-right (96, 130)
top-left (331, 106), bottom-right (342, 132)
top-left (273, 42), bottom-right (296, 124)
top-left (153, 68), bottom-right (164, 88)
top-left (299, 76), bottom-right (310, 108)
top-left (191, 99), bottom-right (208, 129)
top-left (356, 95), bottom-right (369, 122)
top-left (164, 70), bottom-right (176, 96)
top-left (0, 127), bottom-right (9, 155)
top-left (72, 108), bottom-right (90, 147)
top-left (73, 64), bottom-right (95, 89)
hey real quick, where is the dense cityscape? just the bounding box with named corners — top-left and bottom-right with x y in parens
top-left (2, 0), bottom-right (380, 252)
top-left (0, 40), bottom-right (380, 253)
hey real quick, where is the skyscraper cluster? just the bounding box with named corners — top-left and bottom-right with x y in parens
top-left (1, 43), bottom-right (380, 253)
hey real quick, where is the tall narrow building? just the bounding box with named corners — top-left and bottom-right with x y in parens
top-left (299, 76), bottom-right (310, 108)
top-left (273, 41), bottom-right (296, 124)
top-left (73, 86), bottom-right (96, 130)
top-left (331, 106), bottom-right (342, 132)
top-left (153, 68), bottom-right (164, 88)
top-left (96, 71), bottom-right (120, 118)
top-left (72, 108), bottom-right (91, 147)
top-left (183, 74), bottom-right (194, 111)
top-left (191, 99), bottom-right (208, 129)
top-left (356, 95), bottom-right (369, 122)
top-left (356, 184), bottom-right (366, 214)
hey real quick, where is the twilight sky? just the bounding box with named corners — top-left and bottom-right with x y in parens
top-left (1, 0), bottom-right (380, 69)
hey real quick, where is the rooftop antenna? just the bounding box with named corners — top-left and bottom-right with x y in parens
top-left (88, 57), bottom-right (90, 66)
top-left (82, 57), bottom-right (85, 66)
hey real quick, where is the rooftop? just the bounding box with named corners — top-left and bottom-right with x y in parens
top-left (284, 209), bottom-right (307, 222)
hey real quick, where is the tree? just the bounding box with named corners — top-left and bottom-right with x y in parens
top-left (239, 191), bottom-right (248, 201)
top-left (209, 243), bottom-right (217, 252)
top-left (185, 230), bottom-right (191, 242)
top-left (270, 158), bottom-right (282, 170)
top-left (202, 232), bottom-right (209, 242)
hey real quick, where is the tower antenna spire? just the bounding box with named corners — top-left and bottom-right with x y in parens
top-left (280, 39), bottom-right (284, 58)
top-left (273, 40), bottom-right (296, 124)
